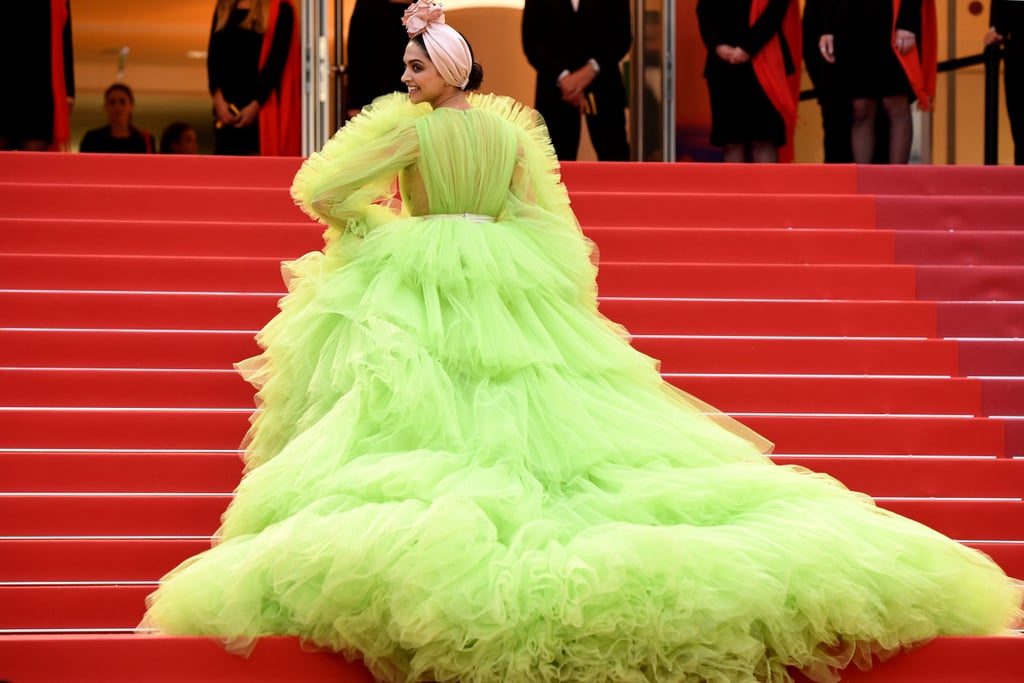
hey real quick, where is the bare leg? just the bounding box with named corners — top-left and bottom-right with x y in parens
top-left (723, 143), bottom-right (748, 163)
top-left (882, 95), bottom-right (912, 164)
top-left (851, 98), bottom-right (879, 164)
top-left (750, 141), bottom-right (778, 163)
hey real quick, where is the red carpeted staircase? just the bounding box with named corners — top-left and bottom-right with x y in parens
top-left (1, 152), bottom-right (1022, 681)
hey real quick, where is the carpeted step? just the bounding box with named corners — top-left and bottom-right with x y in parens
top-left (3, 635), bottom-right (1022, 683)
top-left (895, 230), bottom-right (1024, 266)
top-left (1, 495), bottom-right (1018, 539)
top-left (1, 217), bottom-right (322, 259)
top-left (0, 329), bottom-right (260, 370)
top-left (981, 379), bottom-right (1024, 416)
top-left (635, 336), bottom-right (961, 375)
top-left (0, 368), bottom-right (251, 408)
top-left (0, 408), bottom-right (1009, 456)
top-left (936, 302), bottom-right (1024, 338)
top-left (1, 450), bottom-right (243, 494)
top-left (3, 219), bottom-right (898, 264)
top-left (561, 161), bottom-right (860, 194)
top-left (772, 455), bottom-right (1024, 497)
top-left (5, 451), bottom-right (1021, 498)
top-left (0, 151), bottom-right (302, 188)
top-left (0, 182), bottom-right (304, 223)
top-left (570, 191), bottom-right (876, 229)
top-left (587, 226), bottom-right (897, 264)
top-left (0, 368), bottom-right (986, 416)
top-left (0, 330), bottom-right (969, 376)
top-left (915, 265), bottom-right (1024, 301)
top-left (957, 339), bottom-right (1024, 377)
top-left (1, 253), bottom-right (920, 300)
top-left (2, 291), bottom-right (943, 336)
top-left (876, 195), bottom-right (1024, 230)
top-left (858, 164), bottom-right (1024, 197)
top-left (4, 537), bottom-right (1019, 586)
top-left (670, 375), bottom-right (982, 416)
top-left (0, 634), bottom-right (372, 683)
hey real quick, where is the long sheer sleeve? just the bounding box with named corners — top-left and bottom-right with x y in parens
top-left (291, 94), bottom-right (428, 237)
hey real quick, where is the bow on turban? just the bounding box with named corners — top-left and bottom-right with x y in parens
top-left (402, 0), bottom-right (472, 88)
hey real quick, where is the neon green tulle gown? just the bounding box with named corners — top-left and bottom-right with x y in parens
top-left (141, 93), bottom-right (1021, 683)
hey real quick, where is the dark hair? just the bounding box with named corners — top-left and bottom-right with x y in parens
top-left (411, 33), bottom-right (484, 92)
top-left (104, 82), bottom-right (135, 104)
top-left (160, 122), bottom-right (195, 154)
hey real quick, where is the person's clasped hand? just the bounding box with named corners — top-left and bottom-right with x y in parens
top-left (234, 100), bottom-right (261, 128)
top-left (558, 64), bottom-right (597, 110)
top-left (818, 34), bottom-right (836, 64)
top-left (715, 45), bottom-right (750, 65)
top-left (893, 29), bottom-right (917, 54)
top-left (984, 27), bottom-right (1005, 47)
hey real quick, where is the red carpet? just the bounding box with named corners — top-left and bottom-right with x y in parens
top-left (2, 153), bottom-right (1023, 680)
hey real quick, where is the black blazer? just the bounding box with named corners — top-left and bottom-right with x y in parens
top-left (522, 0), bottom-right (632, 109)
top-left (696, 0), bottom-right (794, 79)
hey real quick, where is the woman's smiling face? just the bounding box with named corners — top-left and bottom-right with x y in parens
top-left (401, 41), bottom-right (448, 106)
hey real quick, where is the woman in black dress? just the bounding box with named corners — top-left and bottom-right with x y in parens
top-left (818, 0), bottom-right (927, 164)
top-left (696, 0), bottom-right (795, 163)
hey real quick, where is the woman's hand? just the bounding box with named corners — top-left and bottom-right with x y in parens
top-left (894, 29), bottom-right (917, 54)
top-left (234, 100), bottom-right (260, 128)
top-left (213, 90), bottom-right (239, 126)
top-left (818, 35), bottom-right (836, 64)
top-left (984, 27), bottom-right (1005, 47)
top-left (715, 45), bottom-right (749, 65)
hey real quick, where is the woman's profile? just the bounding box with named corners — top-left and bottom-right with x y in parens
top-left (141, 2), bottom-right (1021, 681)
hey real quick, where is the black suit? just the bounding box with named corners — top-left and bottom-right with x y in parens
top-left (522, 0), bottom-right (631, 161)
top-left (992, 0), bottom-right (1024, 164)
top-left (346, 0), bottom-right (409, 112)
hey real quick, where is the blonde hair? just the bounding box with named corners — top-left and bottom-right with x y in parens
top-left (214, 0), bottom-right (271, 33)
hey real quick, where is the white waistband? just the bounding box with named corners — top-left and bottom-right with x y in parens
top-left (424, 213), bottom-right (496, 223)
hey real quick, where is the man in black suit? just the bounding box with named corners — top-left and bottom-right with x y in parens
top-left (987, 0), bottom-right (1024, 164)
top-left (522, 0), bottom-right (631, 161)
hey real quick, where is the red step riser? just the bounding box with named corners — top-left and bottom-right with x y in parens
top-left (595, 263), bottom-right (917, 300)
top-left (2, 539), bottom-right (209, 582)
top-left (0, 369), bottom-right (252, 408)
top-left (0, 152), bottom-right (303, 187)
top-left (957, 340), bottom-right (1024, 377)
top-left (740, 415), bottom-right (1007, 457)
top-left (0, 218), bottom-right (322, 259)
top-left (772, 456), bottom-right (1024, 498)
top-left (587, 227), bottom-right (897, 264)
top-left (0, 255), bottom-right (919, 301)
top-left (857, 164), bottom-right (1024, 197)
top-left (981, 379), bottom-right (1024, 416)
top-left (936, 302), bottom-right (1024, 338)
top-left (915, 266), bottom-right (1024, 301)
top-left (670, 376), bottom-right (983, 416)
top-left (1, 292), bottom-right (942, 337)
top-left (0, 329), bottom-right (260, 370)
top-left (0, 451), bottom-right (244, 494)
top-left (1, 255), bottom-right (921, 300)
top-left (895, 230), bottom-right (1024, 266)
top-left (0, 184), bottom-right (304, 223)
top-left (5, 219), bottom-right (898, 265)
top-left (570, 192), bottom-right (877, 229)
top-left (876, 195), bottom-right (1024, 231)
top-left (4, 538), bottom-right (1019, 584)
top-left (1, 330), bottom-right (971, 377)
top-left (1, 495), bottom-right (1018, 539)
top-left (6, 453), bottom-right (1023, 498)
top-left (636, 337), bottom-right (961, 376)
top-left (1, 369), bottom-right (988, 417)
top-left (0, 409), bottom-right (1008, 456)
top-left (0, 634), bottom-right (373, 683)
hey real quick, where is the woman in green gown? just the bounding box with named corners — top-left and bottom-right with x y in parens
top-left (141, 3), bottom-right (1021, 681)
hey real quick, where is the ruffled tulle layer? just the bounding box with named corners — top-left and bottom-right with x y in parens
top-left (141, 94), bottom-right (1021, 683)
